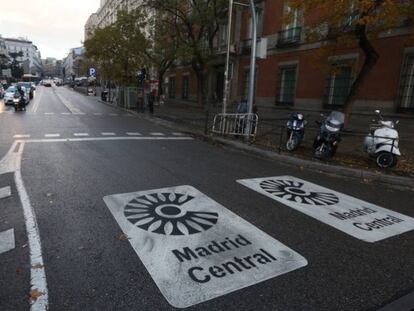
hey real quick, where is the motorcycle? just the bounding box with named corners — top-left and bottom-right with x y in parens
top-left (13, 94), bottom-right (26, 112)
top-left (363, 110), bottom-right (400, 168)
top-left (313, 111), bottom-right (344, 159)
top-left (286, 112), bottom-right (306, 151)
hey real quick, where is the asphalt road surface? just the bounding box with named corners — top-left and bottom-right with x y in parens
top-left (0, 86), bottom-right (413, 311)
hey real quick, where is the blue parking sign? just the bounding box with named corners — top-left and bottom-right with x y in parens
top-left (89, 67), bottom-right (97, 77)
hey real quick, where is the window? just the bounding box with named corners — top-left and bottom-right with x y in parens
top-left (219, 24), bottom-right (228, 48)
top-left (247, 9), bottom-right (263, 39)
top-left (169, 77), bottom-right (176, 99)
top-left (398, 53), bottom-right (414, 109)
top-left (182, 76), bottom-right (189, 100)
top-left (276, 65), bottom-right (297, 105)
top-left (278, 6), bottom-right (302, 46)
top-left (325, 63), bottom-right (354, 106)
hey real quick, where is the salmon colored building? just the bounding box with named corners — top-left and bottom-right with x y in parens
top-left (165, 1), bottom-right (414, 113)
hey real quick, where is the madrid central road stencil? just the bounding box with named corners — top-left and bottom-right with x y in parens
top-left (104, 186), bottom-right (307, 308)
top-left (238, 176), bottom-right (414, 243)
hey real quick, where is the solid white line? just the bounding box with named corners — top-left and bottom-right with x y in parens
top-left (14, 143), bottom-right (48, 310)
top-left (18, 136), bottom-right (194, 143)
top-left (101, 132), bottom-right (116, 136)
top-left (126, 132), bottom-right (141, 136)
top-left (0, 186), bottom-right (12, 199)
top-left (14, 134), bottom-right (31, 138)
top-left (0, 229), bottom-right (15, 254)
top-left (150, 133), bottom-right (165, 136)
top-left (44, 134), bottom-right (60, 138)
top-left (73, 133), bottom-right (89, 137)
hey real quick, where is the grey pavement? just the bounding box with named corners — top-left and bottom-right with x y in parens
top-left (0, 86), bottom-right (413, 310)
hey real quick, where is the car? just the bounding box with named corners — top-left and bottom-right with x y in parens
top-left (3, 86), bottom-right (17, 105)
top-left (43, 80), bottom-right (52, 87)
top-left (17, 82), bottom-right (35, 100)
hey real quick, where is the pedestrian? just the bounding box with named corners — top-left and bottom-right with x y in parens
top-left (149, 89), bottom-right (156, 114)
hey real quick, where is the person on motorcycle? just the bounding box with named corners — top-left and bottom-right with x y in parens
top-left (15, 85), bottom-right (26, 110)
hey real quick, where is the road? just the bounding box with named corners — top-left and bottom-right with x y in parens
top-left (0, 86), bottom-right (413, 311)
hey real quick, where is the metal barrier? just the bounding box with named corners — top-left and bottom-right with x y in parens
top-left (212, 113), bottom-right (259, 138)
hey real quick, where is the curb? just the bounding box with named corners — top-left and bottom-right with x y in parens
top-left (89, 94), bottom-right (414, 189)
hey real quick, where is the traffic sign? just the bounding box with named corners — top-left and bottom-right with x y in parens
top-left (88, 67), bottom-right (97, 77)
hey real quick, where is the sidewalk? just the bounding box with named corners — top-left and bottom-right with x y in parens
top-left (73, 86), bottom-right (414, 180)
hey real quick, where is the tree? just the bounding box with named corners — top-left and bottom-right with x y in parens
top-left (287, 0), bottom-right (414, 125)
top-left (84, 9), bottom-right (149, 86)
top-left (9, 51), bottom-right (24, 79)
top-left (145, 0), bottom-right (228, 133)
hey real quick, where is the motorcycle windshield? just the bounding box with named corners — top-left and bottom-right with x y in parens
top-left (327, 111), bottom-right (344, 127)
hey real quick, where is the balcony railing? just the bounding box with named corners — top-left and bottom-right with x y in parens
top-left (277, 27), bottom-right (302, 47)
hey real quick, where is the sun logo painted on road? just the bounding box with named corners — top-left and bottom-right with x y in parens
top-left (123, 192), bottom-right (219, 236)
top-left (260, 179), bottom-right (339, 206)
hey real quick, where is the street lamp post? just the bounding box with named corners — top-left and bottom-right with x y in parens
top-left (222, 0), bottom-right (234, 115)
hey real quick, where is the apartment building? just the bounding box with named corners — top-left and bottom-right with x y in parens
top-left (3, 37), bottom-right (42, 76)
top-left (166, 1), bottom-right (414, 113)
top-left (84, 0), bottom-right (144, 40)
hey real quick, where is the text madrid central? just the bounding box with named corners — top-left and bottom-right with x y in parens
top-left (171, 234), bottom-right (278, 284)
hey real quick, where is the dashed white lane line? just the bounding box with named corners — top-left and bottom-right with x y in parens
top-left (101, 132), bottom-right (116, 136)
top-left (0, 229), bottom-right (15, 254)
top-left (172, 132), bottom-right (185, 136)
top-left (73, 133), bottom-right (89, 137)
top-left (61, 112), bottom-right (71, 115)
top-left (0, 186), bottom-right (12, 199)
top-left (18, 137), bottom-right (194, 143)
top-left (14, 134), bottom-right (31, 138)
top-left (126, 132), bottom-right (142, 136)
top-left (150, 133), bottom-right (165, 136)
top-left (44, 134), bottom-right (60, 138)
top-left (93, 113), bottom-right (102, 116)
top-left (44, 112), bottom-right (55, 115)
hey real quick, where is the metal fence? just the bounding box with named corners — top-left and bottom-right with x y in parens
top-left (212, 113), bottom-right (259, 138)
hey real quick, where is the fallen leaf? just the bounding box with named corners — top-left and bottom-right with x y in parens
top-left (117, 233), bottom-right (129, 241)
top-left (30, 289), bottom-right (45, 302)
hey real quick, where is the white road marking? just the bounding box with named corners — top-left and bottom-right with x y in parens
top-left (126, 132), bottom-right (141, 136)
top-left (61, 112), bottom-right (71, 115)
top-left (238, 176), bottom-right (414, 243)
top-left (54, 91), bottom-right (83, 114)
top-left (109, 113), bottom-right (118, 116)
top-left (150, 132), bottom-right (165, 136)
top-left (101, 132), bottom-right (116, 136)
top-left (0, 186), bottom-right (12, 199)
top-left (44, 134), bottom-right (60, 138)
top-left (0, 229), bottom-right (15, 254)
top-left (0, 142), bottom-right (48, 310)
top-left (18, 136), bottom-right (194, 143)
top-left (104, 186), bottom-right (307, 308)
top-left (31, 88), bottom-right (43, 113)
top-left (172, 132), bottom-right (185, 136)
top-left (44, 112), bottom-right (55, 115)
top-left (93, 113), bottom-right (102, 116)
top-left (73, 133), bottom-right (89, 137)
top-left (14, 134), bottom-right (31, 138)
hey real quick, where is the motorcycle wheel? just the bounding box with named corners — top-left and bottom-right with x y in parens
top-left (286, 135), bottom-right (299, 151)
top-left (376, 152), bottom-right (397, 168)
top-left (315, 144), bottom-right (331, 159)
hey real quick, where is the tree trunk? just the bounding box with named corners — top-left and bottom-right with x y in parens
top-left (343, 24), bottom-right (379, 127)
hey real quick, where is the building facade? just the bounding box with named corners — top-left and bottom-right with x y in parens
top-left (84, 0), bottom-right (144, 40)
top-left (63, 47), bottom-right (85, 79)
top-left (166, 1), bottom-right (414, 113)
top-left (3, 37), bottom-right (42, 76)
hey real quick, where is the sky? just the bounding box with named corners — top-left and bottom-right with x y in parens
top-left (0, 0), bottom-right (100, 60)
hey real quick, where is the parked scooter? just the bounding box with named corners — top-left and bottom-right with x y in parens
top-left (286, 112), bottom-right (306, 151)
top-left (363, 110), bottom-right (400, 168)
top-left (13, 93), bottom-right (26, 112)
top-left (313, 111), bottom-right (344, 159)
